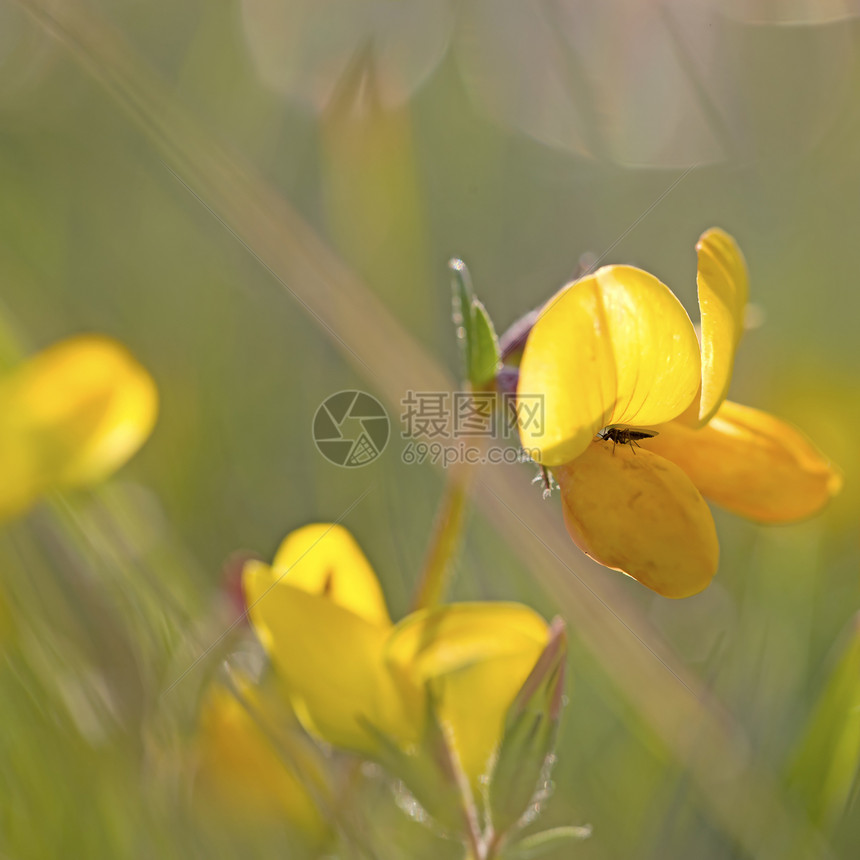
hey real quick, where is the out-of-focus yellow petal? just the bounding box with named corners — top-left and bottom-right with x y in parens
top-left (386, 603), bottom-right (548, 786)
top-left (243, 560), bottom-right (420, 753)
top-left (387, 604), bottom-right (548, 678)
top-left (554, 441), bottom-right (719, 598)
top-left (194, 680), bottom-right (327, 841)
top-left (271, 523), bottom-right (390, 626)
top-left (438, 652), bottom-right (544, 791)
top-left (0, 335), bottom-right (158, 520)
top-left (518, 266), bottom-right (701, 465)
top-left (645, 400), bottom-right (842, 523)
top-left (695, 228), bottom-right (749, 425)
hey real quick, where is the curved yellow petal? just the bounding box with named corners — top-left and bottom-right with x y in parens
top-left (645, 400), bottom-right (842, 523)
top-left (0, 335), bottom-right (158, 520)
top-left (243, 560), bottom-right (419, 753)
top-left (554, 441), bottom-right (719, 598)
top-left (695, 228), bottom-right (749, 425)
top-left (518, 266), bottom-right (701, 466)
top-left (194, 680), bottom-right (328, 841)
top-left (271, 523), bottom-right (390, 626)
top-left (439, 653), bottom-right (543, 790)
top-left (386, 603), bottom-right (548, 786)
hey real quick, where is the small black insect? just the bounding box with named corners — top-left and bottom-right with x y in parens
top-left (597, 426), bottom-right (658, 452)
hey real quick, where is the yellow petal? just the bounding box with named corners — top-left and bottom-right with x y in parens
top-left (695, 228), bottom-right (749, 425)
top-left (441, 653), bottom-right (544, 791)
top-left (645, 400), bottom-right (842, 523)
top-left (270, 523), bottom-right (391, 627)
top-left (0, 335), bottom-right (158, 519)
top-left (554, 441), bottom-right (719, 598)
top-left (243, 560), bottom-right (419, 753)
top-left (386, 603), bottom-right (548, 786)
top-left (518, 266), bottom-right (701, 466)
top-left (194, 680), bottom-right (327, 840)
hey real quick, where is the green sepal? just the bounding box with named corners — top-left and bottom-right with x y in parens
top-left (450, 258), bottom-right (501, 389)
top-left (488, 618), bottom-right (567, 837)
top-left (359, 685), bottom-right (472, 837)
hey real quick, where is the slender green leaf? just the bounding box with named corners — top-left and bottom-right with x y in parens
top-left (359, 688), bottom-right (470, 837)
top-left (501, 825), bottom-right (592, 859)
top-left (786, 615), bottom-right (860, 830)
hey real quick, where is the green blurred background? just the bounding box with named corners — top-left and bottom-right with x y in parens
top-left (1, 1), bottom-right (859, 858)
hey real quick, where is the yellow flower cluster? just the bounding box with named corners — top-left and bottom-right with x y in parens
top-left (243, 523), bottom-right (551, 790)
top-left (518, 229), bottom-right (841, 597)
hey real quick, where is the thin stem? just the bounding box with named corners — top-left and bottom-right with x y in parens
top-left (485, 828), bottom-right (504, 860)
top-left (463, 827), bottom-right (485, 860)
top-left (410, 463), bottom-right (474, 611)
top-left (443, 729), bottom-right (486, 860)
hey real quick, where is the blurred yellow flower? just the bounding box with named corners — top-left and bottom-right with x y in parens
top-left (0, 334), bottom-right (157, 522)
top-left (194, 676), bottom-right (328, 844)
top-left (518, 229), bottom-right (841, 598)
top-left (243, 524), bottom-right (550, 788)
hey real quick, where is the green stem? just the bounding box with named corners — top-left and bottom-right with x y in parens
top-left (410, 463), bottom-right (473, 611)
top-left (0, 297), bottom-right (25, 371)
top-left (434, 714), bottom-right (486, 860)
top-left (463, 830), bottom-right (485, 860)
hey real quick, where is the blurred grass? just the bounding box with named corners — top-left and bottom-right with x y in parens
top-left (1, 1), bottom-right (860, 858)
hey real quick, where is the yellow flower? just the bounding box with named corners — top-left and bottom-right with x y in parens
top-left (243, 524), bottom-right (416, 754)
top-left (0, 334), bottom-right (158, 521)
top-left (518, 228), bottom-right (841, 598)
top-left (386, 602), bottom-right (550, 790)
top-left (194, 676), bottom-right (328, 843)
top-left (243, 524), bottom-right (550, 789)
